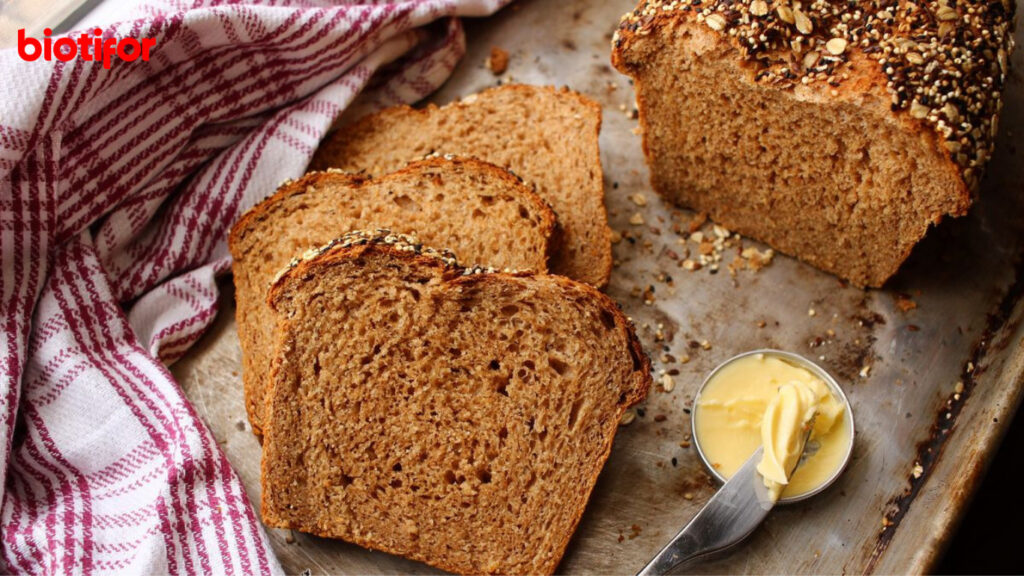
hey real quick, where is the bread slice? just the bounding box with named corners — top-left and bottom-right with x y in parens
top-left (310, 84), bottom-right (613, 287)
top-left (260, 230), bottom-right (651, 575)
top-left (229, 157), bottom-right (556, 435)
top-left (611, 0), bottom-right (1013, 287)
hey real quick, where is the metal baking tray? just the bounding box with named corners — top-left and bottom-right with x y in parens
top-left (171, 0), bottom-right (1024, 572)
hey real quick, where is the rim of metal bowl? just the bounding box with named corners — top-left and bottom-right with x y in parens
top-left (691, 348), bottom-right (856, 505)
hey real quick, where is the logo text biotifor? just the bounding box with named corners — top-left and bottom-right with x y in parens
top-left (18, 28), bottom-right (156, 69)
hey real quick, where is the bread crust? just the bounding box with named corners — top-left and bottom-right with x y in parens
top-left (229, 156), bottom-right (557, 263)
top-left (310, 84), bottom-right (614, 288)
top-left (262, 231), bottom-right (651, 575)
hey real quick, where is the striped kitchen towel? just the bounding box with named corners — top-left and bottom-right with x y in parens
top-left (0, 0), bottom-right (509, 573)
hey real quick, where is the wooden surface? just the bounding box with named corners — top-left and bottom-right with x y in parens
top-left (172, 0), bottom-right (1024, 573)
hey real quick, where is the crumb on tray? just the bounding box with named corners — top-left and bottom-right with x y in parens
top-left (486, 47), bottom-right (509, 75)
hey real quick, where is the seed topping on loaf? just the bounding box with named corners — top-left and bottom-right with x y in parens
top-left (271, 229), bottom-right (460, 285)
top-left (614, 0), bottom-right (1014, 190)
top-left (271, 229), bottom-right (522, 288)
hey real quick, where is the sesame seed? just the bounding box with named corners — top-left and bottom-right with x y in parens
top-left (620, 410), bottom-right (637, 426)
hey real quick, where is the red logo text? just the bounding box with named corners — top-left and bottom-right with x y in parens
top-left (18, 28), bottom-right (156, 69)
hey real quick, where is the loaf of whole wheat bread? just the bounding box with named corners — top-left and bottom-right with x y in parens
top-left (611, 0), bottom-right (1014, 287)
top-left (260, 230), bottom-right (651, 575)
top-left (310, 84), bottom-right (613, 287)
top-left (229, 157), bottom-right (555, 434)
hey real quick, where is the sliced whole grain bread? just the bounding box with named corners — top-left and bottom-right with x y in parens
top-left (260, 230), bottom-right (650, 575)
top-left (310, 84), bottom-right (612, 287)
top-left (229, 157), bottom-right (555, 435)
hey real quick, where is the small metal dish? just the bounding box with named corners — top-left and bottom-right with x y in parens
top-left (691, 349), bottom-right (856, 504)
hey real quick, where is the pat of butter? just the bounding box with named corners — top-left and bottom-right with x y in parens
top-left (695, 354), bottom-right (851, 500)
top-left (757, 381), bottom-right (828, 501)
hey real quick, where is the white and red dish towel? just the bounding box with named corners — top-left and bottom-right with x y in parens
top-left (0, 1), bottom-right (509, 572)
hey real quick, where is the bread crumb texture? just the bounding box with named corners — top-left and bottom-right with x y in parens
top-left (229, 157), bottom-right (556, 434)
top-left (261, 231), bottom-right (651, 575)
top-left (310, 85), bottom-right (613, 287)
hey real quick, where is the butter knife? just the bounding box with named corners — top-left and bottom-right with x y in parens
top-left (636, 447), bottom-right (775, 575)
